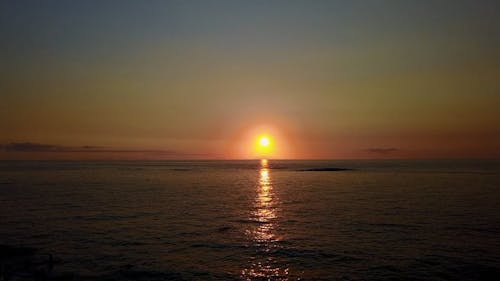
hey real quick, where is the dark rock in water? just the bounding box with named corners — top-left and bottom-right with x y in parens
top-left (299, 167), bottom-right (353, 172)
top-left (0, 245), bottom-right (37, 258)
top-left (0, 245), bottom-right (54, 281)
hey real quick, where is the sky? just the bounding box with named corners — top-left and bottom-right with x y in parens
top-left (1, 0), bottom-right (499, 160)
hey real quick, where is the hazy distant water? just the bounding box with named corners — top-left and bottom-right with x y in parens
top-left (1, 160), bottom-right (499, 280)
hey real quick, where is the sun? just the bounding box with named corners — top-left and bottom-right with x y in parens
top-left (255, 135), bottom-right (274, 156)
top-left (259, 136), bottom-right (270, 147)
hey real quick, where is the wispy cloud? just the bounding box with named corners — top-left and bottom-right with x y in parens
top-left (0, 142), bottom-right (175, 154)
top-left (365, 147), bottom-right (399, 154)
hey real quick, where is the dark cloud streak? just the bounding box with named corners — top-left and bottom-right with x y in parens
top-left (0, 142), bottom-right (177, 154)
top-left (365, 148), bottom-right (399, 154)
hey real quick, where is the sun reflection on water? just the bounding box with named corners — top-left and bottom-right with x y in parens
top-left (241, 159), bottom-right (289, 280)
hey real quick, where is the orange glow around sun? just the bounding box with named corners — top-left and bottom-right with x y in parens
top-left (227, 123), bottom-right (294, 159)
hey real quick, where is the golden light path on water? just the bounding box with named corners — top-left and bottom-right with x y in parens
top-left (241, 159), bottom-right (289, 280)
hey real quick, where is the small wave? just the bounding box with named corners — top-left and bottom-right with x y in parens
top-left (83, 268), bottom-right (187, 281)
top-left (232, 219), bottom-right (270, 225)
top-left (217, 226), bottom-right (232, 232)
top-left (445, 225), bottom-right (500, 234)
top-left (189, 242), bottom-right (239, 250)
top-left (109, 240), bottom-right (146, 247)
top-left (273, 247), bottom-right (362, 263)
top-left (366, 223), bottom-right (418, 228)
top-left (70, 213), bottom-right (153, 221)
top-left (297, 167), bottom-right (353, 172)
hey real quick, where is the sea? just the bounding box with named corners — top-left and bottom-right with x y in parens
top-left (0, 160), bottom-right (499, 280)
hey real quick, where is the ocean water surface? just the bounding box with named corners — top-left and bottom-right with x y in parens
top-left (0, 160), bottom-right (499, 280)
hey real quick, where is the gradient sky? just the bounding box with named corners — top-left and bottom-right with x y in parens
top-left (1, 0), bottom-right (499, 159)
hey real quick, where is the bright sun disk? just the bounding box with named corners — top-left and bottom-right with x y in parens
top-left (253, 134), bottom-right (275, 158)
top-left (259, 136), bottom-right (270, 147)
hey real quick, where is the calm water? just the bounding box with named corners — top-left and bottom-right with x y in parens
top-left (1, 160), bottom-right (499, 280)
